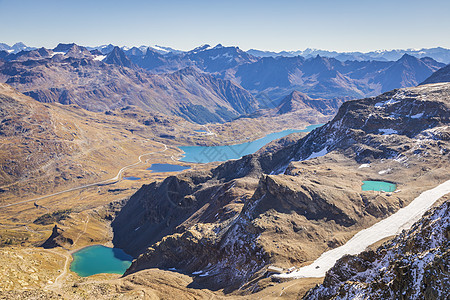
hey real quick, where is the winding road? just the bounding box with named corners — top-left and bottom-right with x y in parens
top-left (0, 142), bottom-right (169, 209)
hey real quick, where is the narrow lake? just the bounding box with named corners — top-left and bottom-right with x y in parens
top-left (70, 245), bottom-right (133, 277)
top-left (179, 124), bottom-right (323, 163)
top-left (123, 176), bottom-right (141, 180)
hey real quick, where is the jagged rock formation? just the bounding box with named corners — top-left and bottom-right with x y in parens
top-left (112, 83), bottom-right (449, 292)
top-left (304, 200), bottom-right (450, 300)
top-left (40, 225), bottom-right (73, 249)
top-left (103, 46), bottom-right (135, 69)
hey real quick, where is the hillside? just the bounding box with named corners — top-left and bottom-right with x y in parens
top-left (0, 83), bottom-right (186, 205)
top-left (304, 199), bottom-right (450, 299)
top-left (111, 83), bottom-right (449, 292)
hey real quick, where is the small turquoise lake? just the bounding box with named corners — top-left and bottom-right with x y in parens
top-left (179, 124), bottom-right (323, 163)
top-left (362, 181), bottom-right (396, 192)
top-left (147, 163), bottom-right (191, 173)
top-left (70, 245), bottom-right (133, 277)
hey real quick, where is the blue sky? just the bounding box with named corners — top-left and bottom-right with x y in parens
top-left (1, 0), bottom-right (449, 52)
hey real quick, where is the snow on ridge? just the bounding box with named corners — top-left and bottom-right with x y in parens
top-left (358, 164), bottom-right (371, 169)
top-left (152, 45), bottom-right (170, 53)
top-left (378, 168), bottom-right (392, 175)
top-left (93, 55), bottom-right (106, 61)
top-left (379, 128), bottom-right (398, 135)
top-left (410, 112), bottom-right (424, 119)
top-left (51, 52), bottom-right (65, 57)
top-left (273, 179), bottom-right (450, 279)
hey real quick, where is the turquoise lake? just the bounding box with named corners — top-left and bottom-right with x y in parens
top-left (70, 245), bottom-right (133, 277)
top-left (147, 163), bottom-right (191, 173)
top-left (179, 124), bottom-right (323, 163)
top-left (362, 181), bottom-right (397, 192)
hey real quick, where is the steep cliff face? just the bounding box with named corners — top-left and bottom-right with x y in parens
top-left (114, 83), bottom-right (449, 292)
top-left (304, 200), bottom-right (450, 300)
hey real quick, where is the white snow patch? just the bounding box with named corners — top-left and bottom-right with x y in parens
top-left (411, 113), bottom-right (424, 119)
top-left (192, 271), bottom-right (203, 275)
top-left (273, 179), bottom-right (450, 279)
top-left (306, 147), bottom-right (328, 160)
top-left (51, 52), bottom-right (65, 57)
top-left (378, 168), bottom-right (392, 175)
top-left (93, 55), bottom-right (106, 61)
top-left (379, 128), bottom-right (398, 135)
top-left (358, 164), bottom-right (371, 169)
top-left (385, 98), bottom-right (400, 105)
top-left (374, 98), bottom-right (400, 108)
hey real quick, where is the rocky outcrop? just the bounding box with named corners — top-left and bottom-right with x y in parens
top-left (270, 82), bottom-right (450, 170)
top-left (304, 200), bottom-right (450, 300)
top-left (40, 225), bottom-right (73, 249)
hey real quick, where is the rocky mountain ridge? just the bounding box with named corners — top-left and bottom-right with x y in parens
top-left (421, 63), bottom-right (450, 85)
top-left (2, 43), bottom-right (445, 108)
top-left (112, 82), bottom-right (449, 293)
top-left (0, 45), bottom-right (260, 124)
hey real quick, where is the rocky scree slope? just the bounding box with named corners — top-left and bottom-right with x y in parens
top-left (112, 83), bottom-right (449, 292)
top-left (304, 200), bottom-right (450, 300)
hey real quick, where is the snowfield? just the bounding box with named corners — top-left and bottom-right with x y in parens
top-left (273, 179), bottom-right (450, 279)
top-left (306, 147), bottom-right (328, 160)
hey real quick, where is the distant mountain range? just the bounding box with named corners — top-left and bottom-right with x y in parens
top-left (0, 44), bottom-right (258, 124)
top-left (0, 42), bottom-right (34, 53)
top-left (0, 42), bottom-right (449, 124)
top-left (3, 42), bottom-right (450, 63)
top-left (248, 47), bottom-right (450, 64)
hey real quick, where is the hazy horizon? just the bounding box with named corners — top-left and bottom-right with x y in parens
top-left (1, 0), bottom-right (449, 52)
top-left (2, 41), bottom-right (450, 54)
